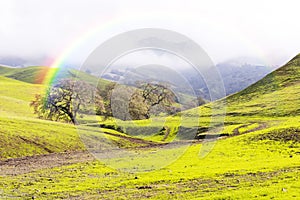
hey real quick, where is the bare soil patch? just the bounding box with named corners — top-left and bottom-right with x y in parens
top-left (0, 151), bottom-right (94, 176)
top-left (252, 127), bottom-right (300, 143)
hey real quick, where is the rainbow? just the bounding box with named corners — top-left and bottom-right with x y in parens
top-left (35, 14), bottom-right (272, 89)
top-left (36, 16), bottom-right (123, 88)
top-left (35, 67), bottom-right (60, 86)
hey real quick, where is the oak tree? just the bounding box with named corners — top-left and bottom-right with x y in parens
top-left (31, 79), bottom-right (101, 124)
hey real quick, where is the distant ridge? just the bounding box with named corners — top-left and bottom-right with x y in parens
top-left (228, 53), bottom-right (300, 101)
top-left (0, 65), bottom-right (110, 87)
top-left (184, 53), bottom-right (300, 117)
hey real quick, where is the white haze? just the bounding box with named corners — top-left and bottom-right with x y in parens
top-left (0, 0), bottom-right (300, 67)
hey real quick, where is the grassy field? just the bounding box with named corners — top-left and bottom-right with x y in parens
top-left (0, 55), bottom-right (299, 199)
top-left (0, 65), bottom-right (110, 87)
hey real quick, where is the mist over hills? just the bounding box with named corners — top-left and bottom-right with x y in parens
top-left (0, 55), bottom-right (48, 68)
top-left (179, 53), bottom-right (300, 128)
top-left (0, 55), bottom-right (279, 102)
top-left (102, 58), bottom-right (277, 100)
top-left (0, 52), bottom-right (299, 199)
top-left (1, 1), bottom-right (300, 198)
top-left (228, 53), bottom-right (300, 102)
top-left (216, 61), bottom-right (276, 95)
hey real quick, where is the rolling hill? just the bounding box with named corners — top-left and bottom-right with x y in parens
top-left (103, 60), bottom-right (276, 100)
top-left (0, 65), bottom-right (110, 87)
top-left (216, 61), bottom-right (276, 95)
top-left (182, 53), bottom-right (300, 119)
top-left (230, 53), bottom-right (300, 100)
top-left (225, 53), bottom-right (300, 117)
top-left (0, 54), bottom-right (299, 199)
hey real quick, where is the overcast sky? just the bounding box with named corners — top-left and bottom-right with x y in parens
top-left (0, 0), bottom-right (300, 67)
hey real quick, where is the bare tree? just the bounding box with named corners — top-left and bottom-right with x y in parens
top-left (96, 82), bottom-right (116, 119)
top-left (31, 79), bottom-right (101, 124)
top-left (95, 82), bottom-right (177, 120)
top-left (129, 82), bottom-right (177, 120)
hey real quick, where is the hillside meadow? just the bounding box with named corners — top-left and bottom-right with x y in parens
top-left (0, 56), bottom-right (299, 199)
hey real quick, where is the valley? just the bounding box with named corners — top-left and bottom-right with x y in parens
top-left (0, 54), bottom-right (299, 199)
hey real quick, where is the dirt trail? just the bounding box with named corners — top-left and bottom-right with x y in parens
top-left (18, 136), bottom-right (54, 153)
top-left (0, 123), bottom-right (269, 176)
top-left (103, 131), bottom-right (160, 146)
top-left (0, 131), bottom-right (165, 176)
top-left (0, 151), bottom-right (94, 176)
top-left (232, 122), bottom-right (268, 136)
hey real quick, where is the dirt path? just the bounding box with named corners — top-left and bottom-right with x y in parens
top-left (0, 151), bottom-right (94, 176)
top-left (103, 131), bottom-right (161, 146)
top-left (0, 123), bottom-right (269, 176)
top-left (18, 136), bottom-right (54, 153)
top-left (79, 126), bottom-right (164, 147)
top-left (232, 122), bottom-right (268, 136)
top-left (0, 131), bottom-right (165, 176)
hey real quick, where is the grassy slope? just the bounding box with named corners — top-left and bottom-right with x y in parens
top-left (0, 76), bottom-right (131, 160)
top-left (0, 65), bottom-right (110, 88)
top-left (0, 66), bottom-right (46, 84)
top-left (0, 76), bottom-right (41, 118)
top-left (181, 54), bottom-right (300, 120)
top-left (0, 65), bottom-right (114, 158)
top-left (0, 76), bottom-right (85, 158)
top-left (0, 55), bottom-right (300, 199)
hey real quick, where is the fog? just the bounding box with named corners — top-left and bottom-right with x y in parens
top-left (1, 0), bottom-right (300, 67)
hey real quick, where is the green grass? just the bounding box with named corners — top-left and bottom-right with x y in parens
top-left (0, 76), bottom-right (150, 159)
top-left (0, 76), bottom-right (43, 117)
top-left (0, 54), bottom-right (300, 199)
top-left (0, 65), bottom-right (110, 87)
top-left (0, 117), bottom-right (85, 159)
top-left (0, 122), bottom-right (299, 199)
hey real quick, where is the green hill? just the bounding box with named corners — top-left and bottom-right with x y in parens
top-left (0, 66), bottom-right (45, 84)
top-left (0, 75), bottom-right (146, 160)
top-left (181, 54), bottom-right (300, 120)
top-left (0, 65), bottom-right (110, 87)
top-left (225, 54), bottom-right (300, 117)
top-left (0, 76), bottom-right (43, 118)
top-left (0, 55), bottom-right (299, 199)
top-left (229, 54), bottom-right (300, 101)
top-left (0, 76), bottom-right (84, 158)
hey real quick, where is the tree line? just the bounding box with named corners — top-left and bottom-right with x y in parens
top-left (30, 79), bottom-right (178, 124)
